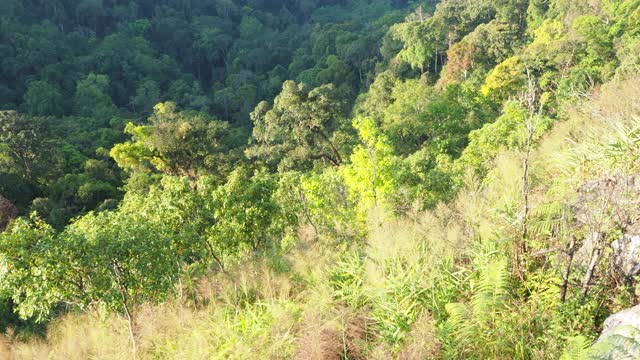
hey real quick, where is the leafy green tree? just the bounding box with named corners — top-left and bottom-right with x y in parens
top-left (73, 73), bottom-right (117, 122)
top-left (64, 210), bottom-right (179, 308)
top-left (92, 33), bottom-right (175, 106)
top-left (380, 78), bottom-right (432, 154)
top-left (434, 0), bottom-right (496, 42)
top-left (239, 15), bottom-right (264, 41)
top-left (168, 79), bottom-right (210, 111)
top-left (355, 70), bottom-right (399, 119)
top-left (248, 80), bottom-right (351, 170)
top-left (207, 167), bottom-right (294, 256)
top-left (399, 150), bottom-right (457, 209)
top-left (24, 81), bottom-right (64, 117)
top-left (494, 0), bottom-right (529, 25)
top-left (111, 102), bottom-right (243, 182)
top-left (573, 15), bottom-right (613, 60)
top-left (194, 20), bottom-right (233, 73)
top-left (382, 82), bottom-right (494, 157)
top-left (526, 0), bottom-right (549, 33)
top-left (65, 210), bottom-right (178, 359)
top-left (0, 217), bottom-right (66, 322)
top-left (392, 16), bottom-right (446, 74)
top-left (0, 111), bottom-right (62, 189)
top-left (315, 55), bottom-right (357, 96)
top-left (0, 209), bottom-right (180, 357)
top-left (456, 100), bottom-right (551, 179)
top-left (343, 117), bottom-right (400, 213)
top-left (130, 79), bottom-right (161, 114)
top-left (481, 56), bottom-right (526, 101)
top-left (301, 168), bottom-right (364, 242)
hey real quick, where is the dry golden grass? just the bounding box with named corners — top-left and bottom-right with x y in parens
top-left (295, 324), bottom-right (342, 360)
top-left (397, 314), bottom-right (441, 360)
top-left (2, 232), bottom-right (351, 360)
top-left (1, 312), bottom-right (132, 360)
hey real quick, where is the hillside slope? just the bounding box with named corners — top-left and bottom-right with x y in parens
top-left (1, 0), bottom-right (640, 359)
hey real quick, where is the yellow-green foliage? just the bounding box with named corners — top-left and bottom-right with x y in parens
top-left (342, 117), bottom-right (400, 216)
top-left (481, 56), bottom-right (526, 99)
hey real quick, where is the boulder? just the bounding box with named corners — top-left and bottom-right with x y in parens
top-left (574, 232), bottom-right (600, 268)
top-left (0, 194), bottom-right (18, 231)
top-left (588, 304), bottom-right (640, 358)
top-left (598, 304), bottom-right (640, 342)
top-left (612, 223), bottom-right (640, 277)
top-left (573, 174), bottom-right (640, 226)
top-left (576, 221), bottom-right (640, 278)
top-left (572, 175), bottom-right (640, 277)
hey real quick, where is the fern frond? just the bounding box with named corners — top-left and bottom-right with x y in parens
top-left (530, 201), bottom-right (572, 237)
top-left (560, 335), bottom-right (590, 360)
top-left (585, 326), bottom-right (640, 360)
top-left (445, 302), bottom-right (469, 330)
top-left (472, 258), bottom-right (508, 312)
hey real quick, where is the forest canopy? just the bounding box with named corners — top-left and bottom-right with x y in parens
top-left (1, 0), bottom-right (640, 358)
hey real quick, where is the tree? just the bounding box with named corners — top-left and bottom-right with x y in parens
top-left (111, 102), bottom-right (243, 182)
top-left (517, 70), bottom-right (544, 276)
top-left (0, 210), bottom-right (180, 359)
top-left (297, 168), bottom-right (364, 242)
top-left (0, 217), bottom-right (66, 322)
top-left (24, 80), bottom-right (64, 117)
top-left (248, 81), bottom-right (351, 170)
top-left (343, 117), bottom-right (399, 212)
top-left (130, 79), bottom-right (160, 114)
top-left (355, 70), bottom-right (399, 119)
top-left (194, 22), bottom-right (233, 73)
top-left (434, 0), bottom-right (496, 43)
top-left (392, 16), bottom-right (446, 74)
top-left (73, 73), bottom-right (117, 122)
top-left (382, 82), bottom-right (493, 157)
top-left (494, 0), bottom-right (529, 25)
top-left (64, 210), bottom-right (179, 359)
top-left (481, 56), bottom-right (526, 101)
top-left (92, 33), bottom-right (174, 105)
top-left (0, 111), bottom-right (62, 188)
top-left (207, 167), bottom-right (294, 255)
top-left (573, 15), bottom-right (614, 60)
top-left (440, 40), bottom-right (477, 84)
top-left (75, 0), bottom-right (105, 34)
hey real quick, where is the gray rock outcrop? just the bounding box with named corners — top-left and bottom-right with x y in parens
top-left (572, 175), bottom-right (640, 278)
top-left (586, 304), bottom-right (640, 359)
top-left (599, 304), bottom-right (640, 342)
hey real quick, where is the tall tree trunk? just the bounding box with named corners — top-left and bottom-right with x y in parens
top-left (560, 235), bottom-right (576, 303)
top-left (113, 262), bottom-right (138, 360)
top-left (298, 188), bottom-right (318, 239)
top-left (315, 129), bottom-right (342, 166)
top-left (519, 69), bottom-right (543, 273)
top-left (581, 237), bottom-right (602, 298)
top-left (122, 295), bottom-right (138, 360)
top-left (434, 46), bottom-right (438, 74)
top-left (365, 145), bottom-right (378, 207)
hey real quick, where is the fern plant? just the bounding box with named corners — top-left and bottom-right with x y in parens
top-left (328, 253), bottom-right (367, 308)
top-left (560, 336), bottom-right (590, 360)
top-left (584, 326), bottom-right (640, 360)
top-left (444, 256), bottom-right (510, 358)
top-left (562, 326), bottom-right (640, 360)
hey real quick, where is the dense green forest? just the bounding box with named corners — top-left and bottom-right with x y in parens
top-left (1, 0), bottom-right (640, 358)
